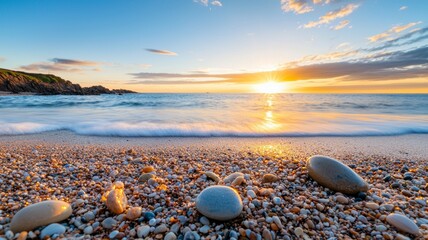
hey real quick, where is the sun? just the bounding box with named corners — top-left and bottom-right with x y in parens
top-left (253, 81), bottom-right (286, 94)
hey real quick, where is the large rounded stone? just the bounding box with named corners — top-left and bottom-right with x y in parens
top-left (307, 155), bottom-right (369, 195)
top-left (10, 200), bottom-right (72, 233)
top-left (196, 186), bottom-right (243, 221)
top-left (386, 213), bottom-right (421, 236)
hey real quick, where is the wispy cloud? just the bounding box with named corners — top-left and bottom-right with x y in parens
top-left (20, 58), bottom-right (102, 72)
top-left (211, 1), bottom-right (222, 7)
top-left (195, 0), bottom-right (222, 7)
top-left (281, 0), bottom-right (315, 14)
top-left (303, 4), bottom-right (359, 28)
top-left (332, 20), bottom-right (350, 30)
top-left (129, 46), bottom-right (428, 85)
top-left (366, 26), bottom-right (428, 52)
top-left (145, 48), bottom-right (177, 56)
top-left (51, 58), bottom-right (99, 66)
top-left (399, 6), bottom-right (407, 11)
top-left (368, 22), bottom-right (422, 42)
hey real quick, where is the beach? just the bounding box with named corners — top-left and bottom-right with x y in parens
top-left (0, 132), bottom-right (427, 239)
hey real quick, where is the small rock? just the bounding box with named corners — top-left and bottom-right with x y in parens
top-left (223, 172), bottom-right (244, 183)
top-left (40, 223), bottom-right (66, 239)
top-left (105, 181), bottom-right (127, 214)
top-left (336, 195), bottom-right (349, 204)
top-left (164, 232), bottom-right (177, 240)
top-left (262, 174), bottom-right (279, 183)
top-left (126, 207), bottom-right (142, 220)
top-left (142, 166), bottom-right (155, 173)
top-left (366, 202), bottom-right (380, 210)
top-left (139, 173), bottom-right (155, 183)
top-left (231, 176), bottom-right (245, 186)
top-left (199, 225), bottom-right (210, 234)
top-left (84, 226), bottom-right (93, 235)
top-left (204, 171), bottom-right (220, 183)
top-left (137, 225), bottom-right (151, 238)
top-left (102, 217), bottom-right (117, 229)
top-left (155, 224), bottom-right (168, 234)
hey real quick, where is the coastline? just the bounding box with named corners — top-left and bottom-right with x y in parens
top-left (0, 131), bottom-right (427, 239)
top-left (1, 131), bottom-right (427, 160)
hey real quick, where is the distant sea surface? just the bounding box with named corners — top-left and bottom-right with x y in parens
top-left (0, 94), bottom-right (427, 137)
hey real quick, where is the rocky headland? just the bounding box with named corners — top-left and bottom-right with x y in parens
top-left (0, 68), bottom-right (135, 95)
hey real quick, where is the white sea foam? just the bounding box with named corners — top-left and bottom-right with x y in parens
top-left (0, 94), bottom-right (427, 137)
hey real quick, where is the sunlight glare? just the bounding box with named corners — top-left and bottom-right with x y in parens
top-left (254, 81), bottom-right (286, 94)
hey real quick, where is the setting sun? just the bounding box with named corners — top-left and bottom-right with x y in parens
top-left (254, 81), bottom-right (287, 94)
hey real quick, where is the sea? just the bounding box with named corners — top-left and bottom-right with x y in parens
top-left (0, 93), bottom-right (427, 137)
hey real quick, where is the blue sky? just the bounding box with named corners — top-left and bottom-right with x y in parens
top-left (0, 0), bottom-right (427, 93)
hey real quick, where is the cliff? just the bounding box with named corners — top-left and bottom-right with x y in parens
top-left (0, 68), bottom-right (136, 95)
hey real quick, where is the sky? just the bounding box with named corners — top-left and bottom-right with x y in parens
top-left (0, 0), bottom-right (427, 93)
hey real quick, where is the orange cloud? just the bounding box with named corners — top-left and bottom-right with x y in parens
top-left (304, 4), bottom-right (359, 28)
top-left (368, 22), bottom-right (422, 42)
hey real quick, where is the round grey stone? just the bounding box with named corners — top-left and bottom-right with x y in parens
top-left (196, 186), bottom-right (243, 221)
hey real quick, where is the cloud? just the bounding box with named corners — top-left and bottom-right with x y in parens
top-left (0, 57), bottom-right (5, 62)
top-left (303, 4), bottom-right (359, 28)
top-left (20, 58), bottom-right (102, 72)
top-left (51, 58), bottom-right (99, 66)
top-left (332, 20), bottom-right (350, 30)
top-left (145, 48), bottom-right (177, 56)
top-left (211, 1), bottom-right (222, 7)
top-left (195, 0), bottom-right (221, 7)
top-left (281, 0), bottom-right (314, 14)
top-left (368, 22), bottom-right (422, 42)
top-left (129, 46), bottom-right (428, 84)
top-left (366, 27), bottom-right (428, 52)
top-left (399, 6), bottom-right (407, 11)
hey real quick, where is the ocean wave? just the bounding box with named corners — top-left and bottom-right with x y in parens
top-left (1, 121), bottom-right (428, 137)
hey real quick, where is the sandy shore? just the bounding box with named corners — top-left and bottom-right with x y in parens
top-left (0, 132), bottom-right (427, 239)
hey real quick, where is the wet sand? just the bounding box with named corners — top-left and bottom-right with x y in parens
top-left (0, 132), bottom-right (427, 239)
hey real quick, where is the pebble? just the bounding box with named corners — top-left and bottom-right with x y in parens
top-left (247, 190), bottom-right (257, 198)
top-left (164, 232), bottom-right (177, 240)
top-left (40, 223), bottom-right (66, 239)
top-left (386, 213), bottom-right (421, 236)
top-left (155, 224), bottom-right (168, 233)
top-left (306, 155), bottom-right (369, 194)
top-left (196, 186), bottom-right (243, 221)
top-left (336, 195), bottom-right (349, 204)
top-left (144, 211), bottom-right (155, 220)
top-left (10, 200), bottom-right (72, 232)
top-left (83, 211), bottom-right (95, 221)
top-left (137, 225), bottom-right (151, 238)
top-left (204, 171), bottom-right (220, 183)
top-left (126, 207), bottom-right (142, 220)
top-left (84, 226), bottom-right (94, 235)
top-left (199, 225), bottom-right (210, 233)
top-left (261, 174), bottom-right (279, 183)
top-left (231, 176), bottom-right (245, 186)
top-left (366, 202), bottom-right (380, 210)
top-left (139, 173), bottom-right (155, 182)
top-left (223, 172), bottom-right (244, 183)
top-left (199, 216), bottom-right (210, 226)
top-left (273, 197), bottom-right (281, 205)
top-left (109, 230), bottom-right (119, 239)
top-left (142, 166), bottom-right (155, 173)
top-left (105, 181), bottom-right (128, 214)
top-left (102, 217), bottom-right (117, 229)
